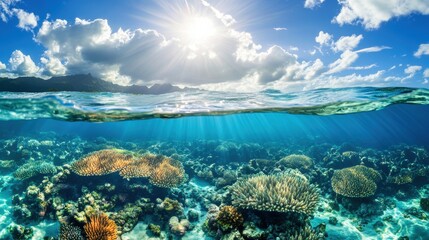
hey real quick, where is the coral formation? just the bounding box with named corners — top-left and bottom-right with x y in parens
top-left (71, 149), bottom-right (133, 176)
top-left (14, 161), bottom-right (57, 180)
top-left (169, 216), bottom-right (190, 236)
top-left (119, 155), bottom-right (153, 178)
top-left (150, 157), bottom-right (185, 188)
top-left (231, 173), bottom-right (319, 214)
top-left (276, 154), bottom-right (314, 171)
top-left (60, 223), bottom-right (85, 240)
top-left (83, 213), bottom-right (118, 240)
top-left (216, 205), bottom-right (244, 231)
top-left (331, 165), bottom-right (382, 198)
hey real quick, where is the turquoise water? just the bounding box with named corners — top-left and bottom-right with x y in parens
top-left (1, 87), bottom-right (429, 239)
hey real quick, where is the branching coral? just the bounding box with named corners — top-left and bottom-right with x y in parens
top-left (231, 173), bottom-right (319, 215)
top-left (331, 165), bottom-right (381, 198)
top-left (14, 161), bottom-right (57, 180)
top-left (83, 213), bottom-right (117, 240)
top-left (276, 154), bottom-right (314, 171)
top-left (71, 149), bottom-right (133, 176)
top-left (216, 205), bottom-right (244, 231)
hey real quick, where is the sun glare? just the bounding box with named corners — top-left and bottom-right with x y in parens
top-left (182, 16), bottom-right (216, 47)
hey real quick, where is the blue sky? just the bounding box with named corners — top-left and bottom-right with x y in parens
top-left (1, 0), bottom-right (429, 92)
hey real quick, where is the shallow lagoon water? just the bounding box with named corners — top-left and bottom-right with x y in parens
top-left (1, 87), bottom-right (429, 239)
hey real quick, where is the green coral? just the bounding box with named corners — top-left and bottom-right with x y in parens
top-left (148, 224), bottom-right (161, 236)
top-left (231, 173), bottom-right (319, 215)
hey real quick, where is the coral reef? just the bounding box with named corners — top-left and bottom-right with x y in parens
top-left (216, 205), bottom-right (244, 231)
top-left (83, 213), bottom-right (118, 240)
top-left (276, 154), bottom-right (314, 171)
top-left (59, 223), bottom-right (85, 240)
top-left (169, 216), bottom-right (190, 236)
top-left (14, 161), bottom-right (57, 180)
top-left (71, 149), bottom-right (133, 176)
top-left (231, 172), bottom-right (319, 214)
top-left (150, 157), bottom-right (186, 188)
top-left (331, 165), bottom-right (382, 198)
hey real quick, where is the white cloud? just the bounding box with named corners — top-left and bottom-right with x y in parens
top-left (304, 0), bottom-right (325, 9)
top-left (333, 34), bottom-right (363, 52)
top-left (326, 50), bottom-right (358, 74)
top-left (0, 61), bottom-right (6, 70)
top-left (12, 8), bottom-right (38, 30)
top-left (414, 43), bottom-right (429, 57)
top-left (404, 65), bottom-right (422, 75)
top-left (8, 50), bottom-right (39, 75)
top-left (273, 27), bottom-right (287, 31)
top-left (356, 46), bottom-right (391, 53)
top-left (349, 64), bottom-right (377, 70)
top-left (35, 15), bottom-right (323, 88)
top-left (0, 0), bottom-right (38, 31)
top-left (424, 68), bottom-right (429, 78)
top-left (315, 31), bottom-right (332, 46)
top-left (333, 0), bottom-right (429, 29)
top-left (40, 51), bottom-right (66, 76)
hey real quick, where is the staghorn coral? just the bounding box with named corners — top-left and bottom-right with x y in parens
top-left (216, 205), bottom-right (244, 231)
top-left (84, 213), bottom-right (117, 240)
top-left (71, 149), bottom-right (133, 176)
top-left (276, 154), bottom-right (314, 171)
top-left (14, 161), bottom-right (57, 180)
top-left (231, 173), bottom-right (319, 215)
top-left (150, 157), bottom-right (185, 188)
top-left (332, 165), bottom-right (382, 198)
top-left (59, 223), bottom-right (85, 240)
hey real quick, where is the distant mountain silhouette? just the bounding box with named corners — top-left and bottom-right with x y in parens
top-left (0, 74), bottom-right (192, 94)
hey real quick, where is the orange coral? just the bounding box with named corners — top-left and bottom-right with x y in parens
top-left (84, 213), bottom-right (117, 240)
top-left (149, 157), bottom-right (185, 188)
top-left (71, 149), bottom-right (133, 176)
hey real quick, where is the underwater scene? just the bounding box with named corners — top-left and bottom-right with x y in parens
top-left (0, 87), bottom-right (429, 240)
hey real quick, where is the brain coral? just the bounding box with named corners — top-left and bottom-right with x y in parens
top-left (84, 213), bottom-right (117, 240)
top-left (71, 149), bottom-right (134, 176)
top-left (276, 154), bottom-right (314, 171)
top-left (331, 165), bottom-right (382, 198)
top-left (231, 173), bottom-right (319, 215)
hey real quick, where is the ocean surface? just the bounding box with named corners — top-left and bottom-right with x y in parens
top-left (1, 87), bottom-right (429, 240)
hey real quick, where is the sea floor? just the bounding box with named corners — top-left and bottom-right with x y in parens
top-left (0, 133), bottom-right (428, 239)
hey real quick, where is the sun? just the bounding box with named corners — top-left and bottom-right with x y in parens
top-left (181, 16), bottom-right (216, 47)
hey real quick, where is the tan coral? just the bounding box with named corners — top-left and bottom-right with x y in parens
top-left (71, 149), bottom-right (133, 176)
top-left (331, 165), bottom-right (381, 198)
top-left (119, 156), bottom-right (153, 179)
top-left (231, 173), bottom-right (319, 215)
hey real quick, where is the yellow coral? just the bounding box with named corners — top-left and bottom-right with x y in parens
top-left (231, 173), bottom-right (319, 215)
top-left (71, 149), bottom-right (133, 176)
top-left (84, 213), bottom-right (117, 240)
top-left (331, 165), bottom-right (381, 198)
